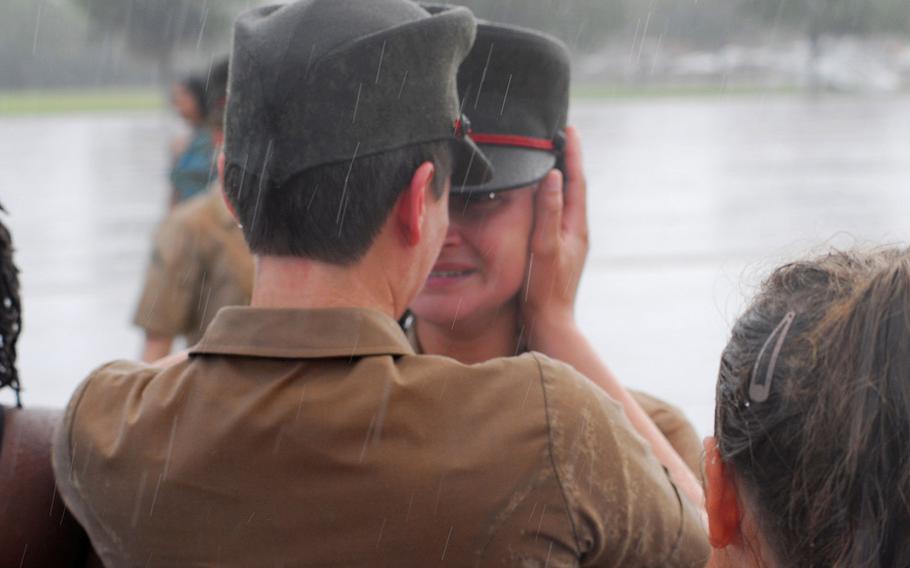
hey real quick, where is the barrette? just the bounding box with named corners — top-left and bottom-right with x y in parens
top-left (749, 311), bottom-right (796, 403)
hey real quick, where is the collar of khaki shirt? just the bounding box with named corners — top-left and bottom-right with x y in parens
top-left (190, 306), bottom-right (415, 359)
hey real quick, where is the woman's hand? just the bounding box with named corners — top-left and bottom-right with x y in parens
top-left (522, 126), bottom-right (589, 345)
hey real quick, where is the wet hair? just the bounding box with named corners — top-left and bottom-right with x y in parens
top-left (0, 205), bottom-right (21, 407)
top-left (179, 72), bottom-right (209, 120)
top-left (715, 248), bottom-right (910, 567)
top-left (223, 142), bottom-right (451, 265)
top-left (204, 58), bottom-right (229, 131)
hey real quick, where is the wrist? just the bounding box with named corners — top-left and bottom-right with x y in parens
top-left (526, 312), bottom-right (581, 350)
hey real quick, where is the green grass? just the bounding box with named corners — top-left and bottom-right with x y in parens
top-left (0, 83), bottom-right (864, 115)
top-left (0, 89), bottom-right (163, 115)
top-left (572, 83), bottom-right (801, 99)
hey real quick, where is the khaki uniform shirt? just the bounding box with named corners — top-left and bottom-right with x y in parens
top-left (631, 392), bottom-right (704, 483)
top-left (404, 324), bottom-right (705, 479)
top-left (54, 307), bottom-right (710, 567)
top-left (133, 186), bottom-right (253, 346)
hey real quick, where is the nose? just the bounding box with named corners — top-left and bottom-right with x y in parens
top-left (442, 222), bottom-right (465, 249)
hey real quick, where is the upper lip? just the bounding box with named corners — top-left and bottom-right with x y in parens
top-left (430, 262), bottom-right (475, 273)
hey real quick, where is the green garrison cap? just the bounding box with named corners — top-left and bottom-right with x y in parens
top-left (225, 0), bottom-right (493, 189)
top-left (454, 21), bottom-right (571, 193)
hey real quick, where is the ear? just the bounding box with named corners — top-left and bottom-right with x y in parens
top-left (704, 436), bottom-right (742, 549)
top-left (212, 128), bottom-right (225, 149)
top-left (396, 161), bottom-right (436, 247)
top-left (218, 154), bottom-right (240, 224)
top-left (217, 151), bottom-right (226, 186)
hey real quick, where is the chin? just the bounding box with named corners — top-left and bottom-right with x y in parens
top-left (409, 292), bottom-right (467, 327)
top-left (412, 287), bottom-right (517, 331)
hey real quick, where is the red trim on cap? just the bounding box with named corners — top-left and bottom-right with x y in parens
top-left (469, 132), bottom-right (556, 151)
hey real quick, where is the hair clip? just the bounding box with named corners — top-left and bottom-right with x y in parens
top-left (749, 311), bottom-right (796, 403)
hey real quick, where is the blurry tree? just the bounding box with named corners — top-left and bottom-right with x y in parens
top-left (743, 0), bottom-right (910, 47)
top-left (450, 0), bottom-right (626, 52)
top-left (741, 0), bottom-right (910, 86)
top-left (628, 0), bottom-right (752, 49)
top-left (73, 0), bottom-right (255, 83)
top-left (0, 0), bottom-right (117, 90)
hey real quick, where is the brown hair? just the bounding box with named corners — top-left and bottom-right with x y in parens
top-left (223, 142), bottom-right (451, 266)
top-left (715, 248), bottom-right (910, 567)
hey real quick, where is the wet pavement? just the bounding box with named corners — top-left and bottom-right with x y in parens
top-left (2, 94), bottom-right (910, 436)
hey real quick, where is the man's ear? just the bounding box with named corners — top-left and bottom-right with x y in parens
top-left (217, 150), bottom-right (226, 185)
top-left (396, 161), bottom-right (436, 246)
top-left (704, 436), bottom-right (742, 549)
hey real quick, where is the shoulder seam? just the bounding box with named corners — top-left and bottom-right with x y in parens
top-left (531, 352), bottom-right (583, 556)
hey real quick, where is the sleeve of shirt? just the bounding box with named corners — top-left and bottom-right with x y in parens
top-left (629, 390), bottom-right (704, 483)
top-left (533, 353), bottom-right (710, 568)
top-left (132, 214), bottom-right (201, 338)
top-left (51, 367), bottom-right (112, 558)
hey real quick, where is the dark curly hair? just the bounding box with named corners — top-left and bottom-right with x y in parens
top-left (0, 204), bottom-right (21, 407)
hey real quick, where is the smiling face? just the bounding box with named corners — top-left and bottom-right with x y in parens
top-left (410, 184), bottom-right (537, 328)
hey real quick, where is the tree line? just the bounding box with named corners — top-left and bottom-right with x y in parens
top-left (1, 0), bottom-right (908, 90)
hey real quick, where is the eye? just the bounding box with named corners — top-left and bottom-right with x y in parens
top-left (450, 192), bottom-right (505, 218)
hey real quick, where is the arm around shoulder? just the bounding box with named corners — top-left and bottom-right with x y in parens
top-left (533, 353), bottom-right (710, 567)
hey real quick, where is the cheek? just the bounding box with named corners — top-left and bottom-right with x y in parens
top-left (476, 223), bottom-right (532, 296)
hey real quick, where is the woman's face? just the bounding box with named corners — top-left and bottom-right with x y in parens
top-left (171, 83), bottom-right (203, 125)
top-left (410, 184), bottom-right (537, 327)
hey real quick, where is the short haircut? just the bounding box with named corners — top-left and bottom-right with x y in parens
top-left (223, 142), bottom-right (452, 265)
top-left (180, 73), bottom-right (209, 118)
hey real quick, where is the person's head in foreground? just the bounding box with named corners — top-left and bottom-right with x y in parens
top-left (0, 204), bottom-right (21, 407)
top-left (222, 0), bottom-right (490, 312)
top-left (707, 247), bottom-right (910, 567)
top-left (408, 20), bottom-right (573, 352)
top-left (0, 207), bottom-right (98, 568)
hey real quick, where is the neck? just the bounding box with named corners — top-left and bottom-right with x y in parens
top-left (251, 255), bottom-right (401, 318)
top-left (415, 298), bottom-right (523, 364)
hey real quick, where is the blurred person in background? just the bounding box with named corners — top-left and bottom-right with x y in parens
top-left (407, 21), bottom-right (706, 494)
top-left (134, 58), bottom-right (253, 362)
top-left (707, 248), bottom-right (910, 567)
top-left (169, 68), bottom-right (219, 207)
top-left (0, 205), bottom-right (100, 567)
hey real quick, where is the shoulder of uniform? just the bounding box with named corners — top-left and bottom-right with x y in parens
top-left (67, 360), bottom-right (164, 421)
top-left (166, 190), bottom-right (219, 232)
top-left (85, 359), bottom-right (161, 386)
top-left (527, 351), bottom-right (625, 416)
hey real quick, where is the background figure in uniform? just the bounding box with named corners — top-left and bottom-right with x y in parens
top-left (52, 1), bottom-right (708, 565)
top-left (0, 205), bottom-right (100, 567)
top-left (135, 58), bottom-right (253, 362)
top-left (168, 69), bottom-right (218, 207)
top-left (706, 248), bottom-right (910, 567)
top-left (408, 21), bottom-right (705, 494)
